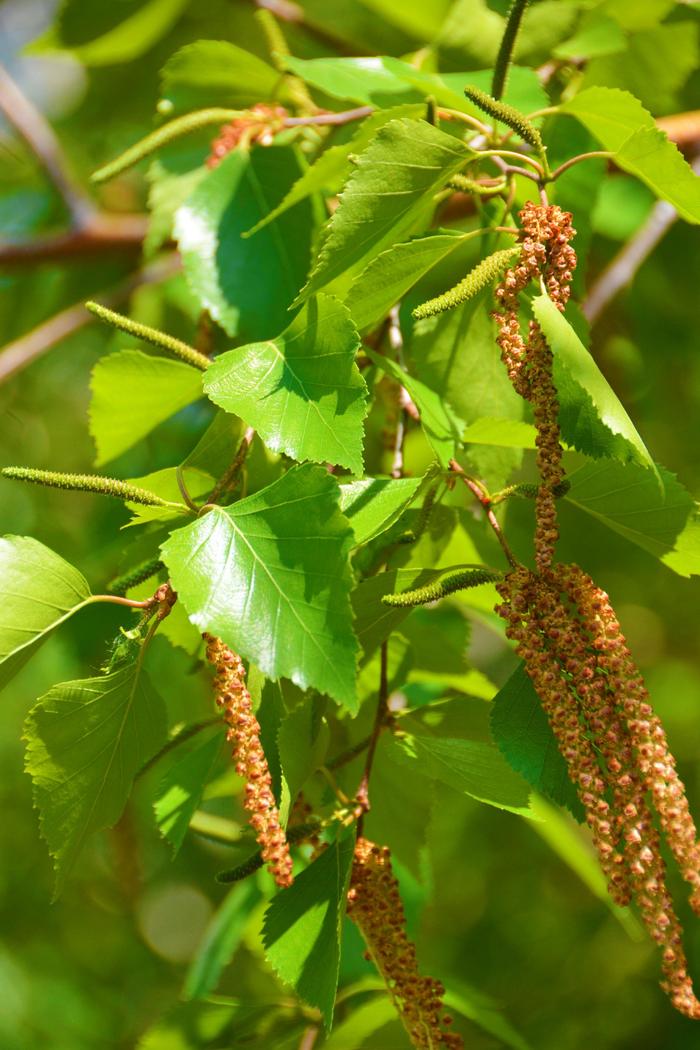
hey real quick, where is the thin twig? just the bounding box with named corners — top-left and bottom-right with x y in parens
top-left (297, 1026), bottom-right (320, 1050)
top-left (209, 426), bottom-right (256, 504)
top-left (388, 306), bottom-right (407, 479)
top-left (283, 105), bottom-right (373, 127)
top-left (0, 254), bottom-right (180, 384)
top-left (548, 151), bottom-right (611, 182)
top-left (326, 734), bottom-right (373, 771)
top-left (0, 213), bottom-right (149, 265)
top-left (450, 459), bottom-right (519, 569)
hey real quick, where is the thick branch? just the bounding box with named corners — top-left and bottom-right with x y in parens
top-left (0, 212), bottom-right (149, 265)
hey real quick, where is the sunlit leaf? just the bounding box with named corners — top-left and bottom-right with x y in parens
top-left (204, 295), bottom-right (368, 473)
top-left (25, 662), bottom-right (168, 893)
top-left (161, 465), bottom-right (358, 709)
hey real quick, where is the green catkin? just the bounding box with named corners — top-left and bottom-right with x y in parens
top-left (216, 820), bottom-right (322, 884)
top-left (255, 9), bottom-right (315, 111)
top-left (382, 568), bottom-right (500, 608)
top-left (464, 85), bottom-right (544, 155)
top-left (495, 479), bottom-right (571, 502)
top-left (90, 107), bottom-right (244, 183)
top-left (108, 557), bottom-right (164, 596)
top-left (491, 0), bottom-right (530, 100)
top-left (1, 467), bottom-right (170, 506)
top-left (86, 301), bottom-right (211, 372)
top-left (412, 247), bottom-right (520, 321)
top-left (448, 173), bottom-right (507, 196)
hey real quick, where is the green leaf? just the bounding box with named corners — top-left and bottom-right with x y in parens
top-left (444, 981), bottom-right (533, 1050)
top-left (409, 292), bottom-right (524, 487)
top-left (490, 663), bottom-right (584, 820)
top-left (25, 663), bottom-right (168, 893)
top-left (161, 465), bottom-right (358, 709)
top-left (553, 15), bottom-right (626, 59)
top-left (352, 567), bottom-right (444, 661)
top-left (395, 721), bottom-right (534, 817)
top-left (364, 733), bottom-right (435, 879)
top-left (161, 40), bottom-right (284, 113)
top-left (154, 734), bottom-right (223, 854)
top-left (42, 0), bottom-right (189, 65)
top-left (246, 104), bottom-right (424, 236)
top-left (204, 295), bottom-right (368, 473)
top-left (367, 350), bottom-right (465, 467)
top-left (278, 701), bottom-right (330, 805)
top-left (183, 881), bottom-right (260, 1000)
top-left (175, 145), bottom-right (313, 340)
top-left (90, 350), bottom-right (203, 464)
top-left (565, 458), bottom-right (700, 577)
top-left (0, 536), bottom-right (92, 691)
top-left (297, 119), bottom-right (473, 303)
top-left (528, 795), bottom-right (641, 938)
top-left (323, 997), bottom-right (400, 1050)
top-left (124, 466), bottom-right (212, 527)
top-left (262, 832), bottom-right (356, 1029)
top-left (560, 87), bottom-right (700, 223)
top-left (284, 55), bottom-right (419, 107)
top-left (339, 476), bottom-right (422, 546)
top-left (532, 293), bottom-right (655, 471)
top-left (345, 231), bottom-right (468, 333)
top-left (462, 417), bottom-right (537, 448)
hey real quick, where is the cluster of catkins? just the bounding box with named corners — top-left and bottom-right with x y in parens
top-left (207, 103), bottom-right (287, 167)
top-left (494, 201), bottom-right (576, 572)
top-left (492, 203), bottom-right (700, 1018)
top-left (347, 838), bottom-right (463, 1049)
top-left (203, 633), bottom-right (293, 888)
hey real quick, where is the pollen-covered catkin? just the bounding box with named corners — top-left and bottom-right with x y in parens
top-left (347, 837), bottom-right (463, 1049)
top-left (496, 565), bottom-right (700, 1018)
top-left (492, 203), bottom-right (576, 570)
top-left (203, 633), bottom-right (293, 888)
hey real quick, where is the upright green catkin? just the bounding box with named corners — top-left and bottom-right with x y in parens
top-left (491, 0), bottom-right (530, 100)
top-left (91, 107), bottom-right (244, 183)
top-left (412, 247), bottom-right (519, 320)
top-left (382, 568), bottom-right (500, 607)
top-left (1, 467), bottom-right (170, 506)
top-left (464, 85), bottom-right (544, 155)
top-left (86, 301), bottom-right (211, 372)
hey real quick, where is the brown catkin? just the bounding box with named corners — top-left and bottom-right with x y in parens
top-left (347, 837), bottom-right (463, 1049)
top-left (496, 566), bottom-right (700, 1018)
top-left (492, 203), bottom-right (576, 571)
top-left (203, 633), bottom-right (293, 888)
top-left (207, 103), bottom-right (287, 167)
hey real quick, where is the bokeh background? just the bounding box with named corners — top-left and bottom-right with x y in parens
top-left (1, 1), bottom-right (700, 1048)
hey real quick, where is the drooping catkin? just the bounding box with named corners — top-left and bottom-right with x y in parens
top-left (203, 633), bottom-right (293, 888)
top-left (347, 837), bottom-right (463, 1049)
top-left (492, 202), bottom-right (576, 570)
top-left (496, 564), bottom-right (700, 1019)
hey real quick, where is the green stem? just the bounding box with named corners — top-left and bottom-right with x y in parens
top-left (492, 0), bottom-right (531, 101)
top-left (1, 466), bottom-right (179, 507)
top-left (86, 301), bottom-right (211, 371)
top-left (91, 107), bottom-right (244, 183)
